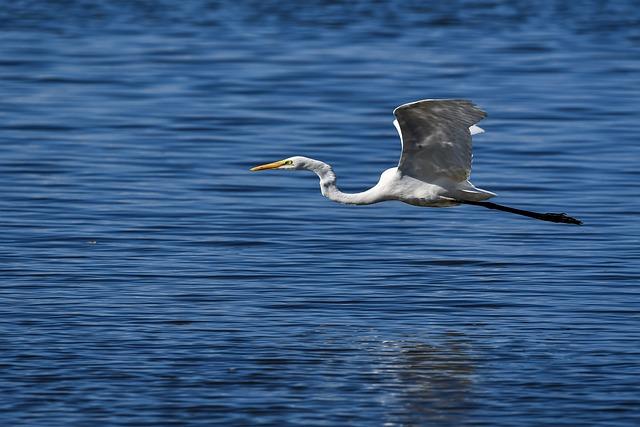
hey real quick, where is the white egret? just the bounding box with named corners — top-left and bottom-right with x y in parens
top-left (251, 99), bottom-right (582, 225)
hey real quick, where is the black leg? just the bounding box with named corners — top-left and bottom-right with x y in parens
top-left (460, 200), bottom-right (583, 225)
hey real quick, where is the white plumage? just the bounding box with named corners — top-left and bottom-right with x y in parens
top-left (251, 99), bottom-right (582, 225)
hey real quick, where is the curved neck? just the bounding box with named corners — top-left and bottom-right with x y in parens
top-left (306, 159), bottom-right (382, 205)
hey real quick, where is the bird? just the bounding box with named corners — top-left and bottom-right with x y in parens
top-left (250, 99), bottom-right (582, 225)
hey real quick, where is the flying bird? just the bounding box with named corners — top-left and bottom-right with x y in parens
top-left (251, 99), bottom-right (582, 225)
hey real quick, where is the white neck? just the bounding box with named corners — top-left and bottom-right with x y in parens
top-left (304, 159), bottom-right (384, 205)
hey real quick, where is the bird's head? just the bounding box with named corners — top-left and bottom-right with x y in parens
top-left (250, 156), bottom-right (313, 172)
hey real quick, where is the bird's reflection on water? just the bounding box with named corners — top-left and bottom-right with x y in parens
top-left (377, 333), bottom-right (475, 425)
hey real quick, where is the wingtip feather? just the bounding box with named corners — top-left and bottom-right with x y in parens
top-left (469, 125), bottom-right (484, 135)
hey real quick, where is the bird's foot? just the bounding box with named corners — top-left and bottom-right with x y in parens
top-left (541, 212), bottom-right (583, 225)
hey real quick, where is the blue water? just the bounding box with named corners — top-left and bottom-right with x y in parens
top-left (1, 1), bottom-right (639, 426)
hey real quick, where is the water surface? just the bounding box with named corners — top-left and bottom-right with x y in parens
top-left (1, 1), bottom-right (639, 426)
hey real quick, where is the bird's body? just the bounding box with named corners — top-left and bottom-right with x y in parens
top-left (294, 160), bottom-right (491, 207)
top-left (251, 99), bottom-right (582, 225)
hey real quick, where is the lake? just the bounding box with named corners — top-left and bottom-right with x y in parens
top-left (1, 1), bottom-right (639, 426)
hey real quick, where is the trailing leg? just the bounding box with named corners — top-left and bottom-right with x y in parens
top-left (460, 200), bottom-right (582, 225)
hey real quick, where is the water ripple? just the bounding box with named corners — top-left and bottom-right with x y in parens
top-left (1, 1), bottom-right (639, 426)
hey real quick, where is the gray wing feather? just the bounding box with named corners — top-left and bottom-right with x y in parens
top-left (393, 99), bottom-right (486, 182)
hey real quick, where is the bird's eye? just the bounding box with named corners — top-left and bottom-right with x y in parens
top-left (285, 160), bottom-right (293, 165)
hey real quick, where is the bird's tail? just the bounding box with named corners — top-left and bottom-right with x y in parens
top-left (455, 180), bottom-right (496, 201)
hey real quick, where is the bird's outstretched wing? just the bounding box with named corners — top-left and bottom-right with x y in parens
top-left (393, 99), bottom-right (486, 182)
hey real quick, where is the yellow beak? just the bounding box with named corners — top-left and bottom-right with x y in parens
top-left (250, 160), bottom-right (288, 171)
